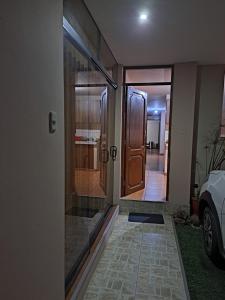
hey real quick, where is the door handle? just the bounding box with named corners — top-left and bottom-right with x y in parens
top-left (110, 146), bottom-right (117, 161)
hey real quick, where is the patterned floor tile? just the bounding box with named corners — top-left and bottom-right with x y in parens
top-left (83, 214), bottom-right (187, 300)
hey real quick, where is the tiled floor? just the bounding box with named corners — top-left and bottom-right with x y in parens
top-left (146, 150), bottom-right (164, 172)
top-left (83, 214), bottom-right (187, 300)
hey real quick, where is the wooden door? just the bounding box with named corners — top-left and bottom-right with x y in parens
top-left (100, 88), bottom-right (108, 194)
top-left (125, 87), bottom-right (147, 195)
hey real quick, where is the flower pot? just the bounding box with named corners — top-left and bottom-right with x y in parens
top-left (191, 196), bottom-right (199, 216)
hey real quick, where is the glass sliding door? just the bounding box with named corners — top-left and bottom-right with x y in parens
top-left (64, 35), bottom-right (114, 290)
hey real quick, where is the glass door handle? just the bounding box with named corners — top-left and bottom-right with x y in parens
top-left (110, 146), bottom-right (117, 161)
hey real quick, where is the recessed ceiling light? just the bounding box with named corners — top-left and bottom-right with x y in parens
top-left (139, 13), bottom-right (148, 21)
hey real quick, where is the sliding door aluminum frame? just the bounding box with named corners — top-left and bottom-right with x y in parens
top-left (63, 17), bottom-right (118, 89)
top-left (124, 82), bottom-right (171, 86)
top-left (74, 83), bottom-right (108, 88)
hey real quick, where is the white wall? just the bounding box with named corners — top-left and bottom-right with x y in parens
top-left (168, 63), bottom-right (197, 210)
top-left (147, 120), bottom-right (160, 144)
top-left (159, 112), bottom-right (166, 154)
top-left (0, 1), bottom-right (64, 299)
top-left (195, 65), bottom-right (225, 187)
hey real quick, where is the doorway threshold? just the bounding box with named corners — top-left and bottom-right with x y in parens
top-left (121, 195), bottom-right (166, 203)
top-left (120, 198), bottom-right (167, 215)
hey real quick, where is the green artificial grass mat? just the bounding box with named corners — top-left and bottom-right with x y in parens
top-left (176, 224), bottom-right (225, 300)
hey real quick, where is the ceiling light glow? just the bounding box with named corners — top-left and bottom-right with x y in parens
top-left (140, 14), bottom-right (147, 20)
top-left (139, 13), bottom-right (148, 21)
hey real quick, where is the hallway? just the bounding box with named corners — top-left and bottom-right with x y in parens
top-left (83, 214), bottom-right (187, 300)
top-left (2, 1), bottom-right (225, 300)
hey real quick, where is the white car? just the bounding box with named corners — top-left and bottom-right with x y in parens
top-left (199, 171), bottom-right (225, 265)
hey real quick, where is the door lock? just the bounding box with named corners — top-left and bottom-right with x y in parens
top-left (110, 146), bottom-right (117, 161)
top-left (49, 111), bottom-right (57, 133)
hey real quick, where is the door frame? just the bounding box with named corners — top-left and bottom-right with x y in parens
top-left (121, 65), bottom-right (174, 201)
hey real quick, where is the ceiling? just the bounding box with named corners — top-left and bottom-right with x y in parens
top-left (85, 0), bottom-right (225, 65)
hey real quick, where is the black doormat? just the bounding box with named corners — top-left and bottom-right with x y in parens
top-left (128, 212), bottom-right (164, 224)
top-left (66, 207), bottom-right (99, 218)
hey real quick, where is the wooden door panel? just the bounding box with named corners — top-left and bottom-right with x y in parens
top-left (127, 155), bottom-right (144, 189)
top-left (128, 96), bottom-right (145, 147)
top-left (125, 87), bottom-right (147, 195)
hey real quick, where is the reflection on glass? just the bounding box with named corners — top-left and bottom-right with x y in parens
top-left (64, 36), bottom-right (112, 289)
top-left (64, 0), bottom-right (117, 79)
top-left (74, 86), bottom-right (108, 199)
top-left (64, 0), bottom-right (99, 58)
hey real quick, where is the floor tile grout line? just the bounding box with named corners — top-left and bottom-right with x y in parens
top-left (133, 224), bottom-right (144, 299)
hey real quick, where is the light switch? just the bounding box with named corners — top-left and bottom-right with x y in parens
top-left (49, 111), bottom-right (57, 133)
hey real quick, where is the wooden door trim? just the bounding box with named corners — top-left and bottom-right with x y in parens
top-left (124, 64), bottom-right (173, 70)
top-left (165, 66), bottom-right (174, 202)
top-left (121, 65), bottom-right (174, 201)
top-left (121, 74), bottom-right (127, 196)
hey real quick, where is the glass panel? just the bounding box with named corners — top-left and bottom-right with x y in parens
top-left (64, 35), bottom-right (113, 290)
top-left (126, 68), bottom-right (172, 84)
top-left (64, 37), bottom-right (90, 286)
top-left (64, 0), bottom-right (100, 57)
top-left (99, 36), bottom-right (116, 78)
top-left (64, 0), bottom-right (117, 79)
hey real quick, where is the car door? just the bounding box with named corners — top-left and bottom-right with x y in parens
top-left (210, 171), bottom-right (225, 250)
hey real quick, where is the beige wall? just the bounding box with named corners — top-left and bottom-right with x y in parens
top-left (159, 112), bottom-right (166, 155)
top-left (194, 65), bottom-right (225, 188)
top-left (0, 1), bottom-right (64, 299)
top-left (168, 63), bottom-right (197, 211)
top-left (147, 120), bottom-right (160, 145)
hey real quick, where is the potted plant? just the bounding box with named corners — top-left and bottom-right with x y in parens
top-left (191, 183), bottom-right (200, 215)
top-left (192, 128), bottom-right (225, 216)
